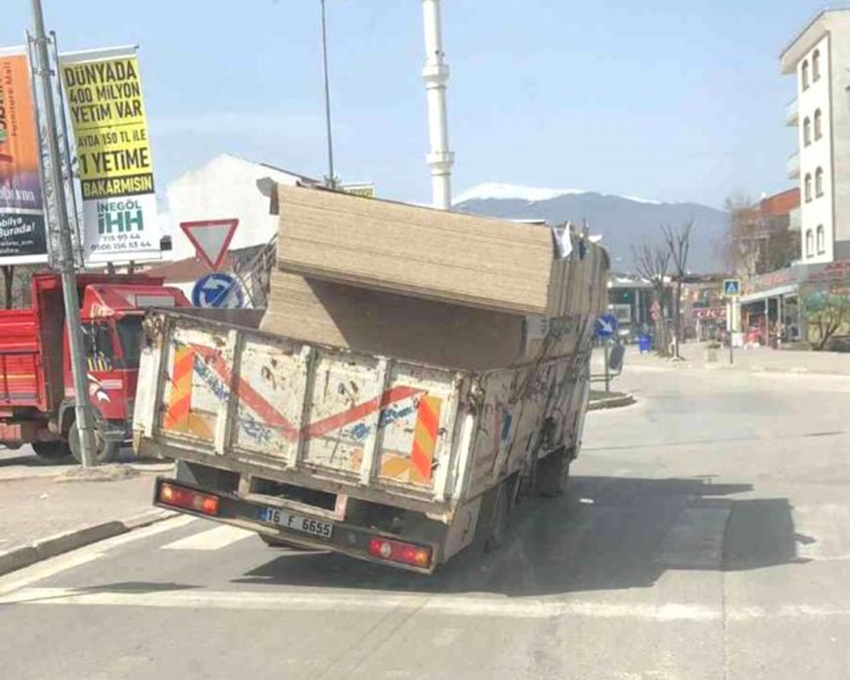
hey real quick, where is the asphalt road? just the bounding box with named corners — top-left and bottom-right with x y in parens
top-left (2, 364), bottom-right (850, 679)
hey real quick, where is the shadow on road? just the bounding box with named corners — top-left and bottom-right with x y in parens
top-left (233, 475), bottom-right (805, 597)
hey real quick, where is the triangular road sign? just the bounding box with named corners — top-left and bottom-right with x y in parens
top-left (180, 219), bottom-right (239, 271)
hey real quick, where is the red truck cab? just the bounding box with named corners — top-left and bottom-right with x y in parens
top-left (0, 274), bottom-right (191, 462)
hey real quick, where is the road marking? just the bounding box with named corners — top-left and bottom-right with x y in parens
top-left (4, 588), bottom-right (848, 624)
top-left (0, 516), bottom-right (197, 596)
top-left (0, 587), bottom-right (719, 620)
top-left (161, 525), bottom-right (255, 551)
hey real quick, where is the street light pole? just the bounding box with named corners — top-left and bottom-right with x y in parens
top-left (29, 0), bottom-right (97, 467)
top-left (320, 0), bottom-right (336, 189)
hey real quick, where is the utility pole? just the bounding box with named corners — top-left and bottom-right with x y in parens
top-left (30, 0), bottom-right (97, 467)
top-left (320, 0), bottom-right (336, 189)
top-left (422, 0), bottom-right (454, 210)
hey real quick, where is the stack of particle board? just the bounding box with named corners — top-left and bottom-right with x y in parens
top-left (262, 185), bottom-right (608, 370)
top-left (275, 184), bottom-right (587, 318)
top-left (262, 272), bottom-right (526, 370)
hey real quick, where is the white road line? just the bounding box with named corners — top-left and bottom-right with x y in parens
top-left (0, 587), bottom-right (719, 621)
top-left (161, 525), bottom-right (255, 551)
top-left (5, 587), bottom-right (850, 623)
top-left (0, 516), bottom-right (197, 597)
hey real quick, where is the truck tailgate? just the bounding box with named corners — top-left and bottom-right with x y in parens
top-left (135, 312), bottom-right (466, 504)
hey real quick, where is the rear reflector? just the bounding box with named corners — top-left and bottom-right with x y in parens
top-left (368, 537), bottom-right (432, 569)
top-left (158, 483), bottom-right (220, 516)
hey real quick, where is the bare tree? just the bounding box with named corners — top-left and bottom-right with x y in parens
top-left (723, 194), bottom-right (799, 276)
top-left (662, 220), bottom-right (694, 359)
top-left (632, 241), bottom-right (672, 357)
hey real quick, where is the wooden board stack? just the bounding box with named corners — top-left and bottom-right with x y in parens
top-left (262, 185), bottom-right (608, 370)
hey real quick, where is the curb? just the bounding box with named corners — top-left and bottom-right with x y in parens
top-left (588, 393), bottom-right (636, 411)
top-left (0, 508), bottom-right (176, 578)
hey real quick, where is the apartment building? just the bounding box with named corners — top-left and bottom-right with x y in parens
top-left (781, 8), bottom-right (850, 264)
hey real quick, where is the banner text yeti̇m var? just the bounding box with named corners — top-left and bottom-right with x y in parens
top-left (61, 47), bottom-right (160, 263)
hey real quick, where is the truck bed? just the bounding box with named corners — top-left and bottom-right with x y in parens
top-left (134, 311), bottom-right (469, 514)
top-left (0, 309), bottom-right (45, 409)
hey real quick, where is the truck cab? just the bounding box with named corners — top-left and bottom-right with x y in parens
top-left (61, 284), bottom-right (191, 460)
top-left (0, 274), bottom-right (191, 462)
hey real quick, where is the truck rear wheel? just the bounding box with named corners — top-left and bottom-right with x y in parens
top-left (480, 476), bottom-right (517, 553)
top-left (32, 441), bottom-right (71, 459)
top-left (68, 421), bottom-right (120, 465)
top-left (536, 447), bottom-right (573, 498)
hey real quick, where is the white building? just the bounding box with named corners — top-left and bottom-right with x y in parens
top-left (165, 154), bottom-right (319, 262)
top-left (782, 8), bottom-right (850, 264)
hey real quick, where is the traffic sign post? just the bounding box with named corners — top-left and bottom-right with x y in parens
top-left (722, 279), bottom-right (741, 365)
top-left (595, 313), bottom-right (619, 392)
top-left (192, 273), bottom-right (245, 309)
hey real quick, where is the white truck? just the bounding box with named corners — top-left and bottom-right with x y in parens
top-left (133, 267), bottom-right (606, 573)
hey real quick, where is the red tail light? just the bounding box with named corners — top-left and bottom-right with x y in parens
top-left (159, 483), bottom-right (220, 516)
top-left (368, 537), bottom-right (432, 569)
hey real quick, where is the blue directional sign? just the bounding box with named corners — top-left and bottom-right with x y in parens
top-left (723, 278), bottom-right (742, 298)
top-left (192, 273), bottom-right (244, 309)
top-left (595, 313), bottom-right (619, 339)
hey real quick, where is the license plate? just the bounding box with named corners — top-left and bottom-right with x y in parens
top-left (259, 507), bottom-right (333, 539)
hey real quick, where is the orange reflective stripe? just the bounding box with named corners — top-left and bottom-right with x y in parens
top-left (163, 346), bottom-right (194, 432)
top-left (410, 396), bottom-right (442, 483)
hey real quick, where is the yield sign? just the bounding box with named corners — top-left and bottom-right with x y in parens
top-left (179, 219), bottom-right (239, 271)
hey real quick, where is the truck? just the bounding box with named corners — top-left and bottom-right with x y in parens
top-left (133, 287), bottom-right (606, 572)
top-left (0, 273), bottom-right (191, 462)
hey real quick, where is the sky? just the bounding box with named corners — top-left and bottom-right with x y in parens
top-left (1, 0), bottom-right (824, 210)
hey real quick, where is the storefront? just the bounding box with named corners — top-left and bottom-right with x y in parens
top-left (737, 260), bottom-right (850, 347)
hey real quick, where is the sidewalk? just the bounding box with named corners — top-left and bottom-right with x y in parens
top-left (0, 447), bottom-right (174, 574)
top-left (604, 343), bottom-right (850, 376)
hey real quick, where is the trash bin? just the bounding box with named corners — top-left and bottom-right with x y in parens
top-left (638, 335), bottom-right (652, 353)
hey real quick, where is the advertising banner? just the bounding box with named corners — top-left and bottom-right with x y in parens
top-left (0, 47), bottom-right (48, 264)
top-left (60, 47), bottom-right (160, 263)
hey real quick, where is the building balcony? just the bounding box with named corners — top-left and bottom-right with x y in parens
top-left (786, 98), bottom-right (798, 126)
top-left (788, 152), bottom-right (800, 179)
top-left (789, 206), bottom-right (801, 232)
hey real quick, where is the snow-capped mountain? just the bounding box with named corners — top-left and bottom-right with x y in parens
top-left (453, 183), bottom-right (728, 273)
top-left (452, 182), bottom-right (663, 207)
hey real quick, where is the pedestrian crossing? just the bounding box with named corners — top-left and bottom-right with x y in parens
top-left (161, 524), bottom-right (256, 551)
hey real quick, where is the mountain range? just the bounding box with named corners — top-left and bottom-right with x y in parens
top-left (452, 183), bottom-right (729, 273)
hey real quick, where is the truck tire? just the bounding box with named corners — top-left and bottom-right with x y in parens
top-left (481, 477), bottom-right (518, 553)
top-left (68, 421), bottom-right (120, 465)
top-left (32, 441), bottom-right (71, 460)
top-left (536, 447), bottom-right (573, 498)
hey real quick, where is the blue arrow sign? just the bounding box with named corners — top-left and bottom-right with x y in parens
top-left (192, 273), bottom-right (244, 309)
top-left (595, 313), bottom-right (619, 339)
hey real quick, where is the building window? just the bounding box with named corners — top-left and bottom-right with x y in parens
top-left (806, 229), bottom-right (814, 257)
top-left (816, 167), bottom-right (824, 197)
top-left (802, 60), bottom-right (810, 90)
top-left (817, 225), bottom-right (825, 254)
top-left (805, 173), bottom-right (813, 202)
top-left (804, 116), bottom-right (812, 146)
top-left (814, 108), bottom-right (823, 139)
top-left (813, 50), bottom-right (821, 82)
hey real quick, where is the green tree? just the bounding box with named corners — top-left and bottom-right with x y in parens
top-left (805, 288), bottom-right (850, 350)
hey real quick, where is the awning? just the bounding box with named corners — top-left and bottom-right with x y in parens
top-left (740, 284), bottom-right (799, 304)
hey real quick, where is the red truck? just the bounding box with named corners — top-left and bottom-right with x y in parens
top-left (0, 273), bottom-right (191, 462)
